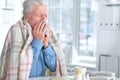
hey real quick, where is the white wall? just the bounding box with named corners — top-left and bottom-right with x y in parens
top-left (97, 6), bottom-right (120, 55)
top-left (96, 4), bottom-right (120, 77)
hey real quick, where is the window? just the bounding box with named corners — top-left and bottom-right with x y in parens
top-left (48, 0), bottom-right (97, 68)
top-left (79, 0), bottom-right (97, 57)
top-left (0, 0), bottom-right (23, 54)
top-left (78, 0), bottom-right (97, 68)
top-left (0, 0), bottom-right (14, 54)
top-left (48, 0), bottom-right (74, 63)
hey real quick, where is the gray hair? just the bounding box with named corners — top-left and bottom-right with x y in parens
top-left (23, 0), bottom-right (47, 14)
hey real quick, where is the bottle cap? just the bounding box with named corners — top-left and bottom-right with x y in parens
top-left (75, 67), bottom-right (82, 75)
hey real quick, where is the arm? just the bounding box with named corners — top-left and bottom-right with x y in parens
top-left (30, 39), bottom-right (44, 77)
top-left (31, 39), bottom-right (43, 61)
top-left (43, 45), bottom-right (56, 72)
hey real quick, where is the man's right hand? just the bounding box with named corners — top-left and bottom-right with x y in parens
top-left (32, 20), bottom-right (46, 42)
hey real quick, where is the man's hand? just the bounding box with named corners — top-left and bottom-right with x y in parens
top-left (43, 24), bottom-right (52, 48)
top-left (32, 20), bottom-right (46, 42)
top-left (32, 20), bottom-right (52, 48)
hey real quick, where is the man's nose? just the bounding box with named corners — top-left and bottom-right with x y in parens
top-left (42, 14), bottom-right (47, 19)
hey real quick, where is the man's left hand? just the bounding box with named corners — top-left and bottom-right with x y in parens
top-left (43, 24), bottom-right (52, 48)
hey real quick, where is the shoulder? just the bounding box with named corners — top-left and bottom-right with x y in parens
top-left (7, 20), bottom-right (25, 43)
top-left (8, 21), bottom-right (22, 33)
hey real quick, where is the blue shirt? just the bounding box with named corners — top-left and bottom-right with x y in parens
top-left (29, 39), bottom-right (56, 78)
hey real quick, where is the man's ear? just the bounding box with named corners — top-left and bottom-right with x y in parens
top-left (23, 13), bottom-right (29, 22)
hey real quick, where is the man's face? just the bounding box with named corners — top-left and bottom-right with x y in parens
top-left (28, 5), bottom-right (48, 29)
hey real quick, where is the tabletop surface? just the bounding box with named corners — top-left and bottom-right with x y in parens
top-left (29, 76), bottom-right (120, 80)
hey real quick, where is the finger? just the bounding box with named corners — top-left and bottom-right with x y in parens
top-left (37, 20), bottom-right (44, 32)
top-left (38, 21), bottom-right (45, 32)
top-left (45, 24), bottom-right (50, 36)
top-left (33, 23), bottom-right (39, 33)
top-left (43, 24), bottom-right (47, 32)
top-left (41, 22), bottom-right (46, 32)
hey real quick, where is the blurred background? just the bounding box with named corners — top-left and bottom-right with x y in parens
top-left (1, 0), bottom-right (120, 78)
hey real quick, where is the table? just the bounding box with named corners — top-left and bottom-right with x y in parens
top-left (116, 78), bottom-right (120, 80)
top-left (29, 76), bottom-right (120, 80)
top-left (29, 76), bottom-right (73, 80)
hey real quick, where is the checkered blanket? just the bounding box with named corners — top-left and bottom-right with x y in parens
top-left (0, 20), bottom-right (67, 80)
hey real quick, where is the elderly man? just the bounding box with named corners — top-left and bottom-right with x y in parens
top-left (0, 0), bottom-right (67, 79)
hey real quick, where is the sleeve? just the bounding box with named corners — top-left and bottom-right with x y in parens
top-left (31, 39), bottom-right (44, 61)
top-left (43, 45), bottom-right (56, 72)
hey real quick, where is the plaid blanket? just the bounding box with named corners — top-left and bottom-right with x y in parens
top-left (0, 20), bottom-right (67, 80)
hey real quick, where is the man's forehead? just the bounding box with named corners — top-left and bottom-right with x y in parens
top-left (34, 5), bottom-right (47, 11)
top-left (32, 5), bottom-right (48, 14)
